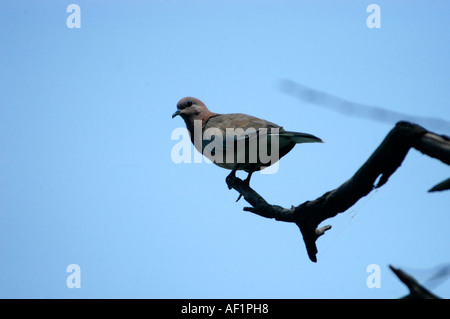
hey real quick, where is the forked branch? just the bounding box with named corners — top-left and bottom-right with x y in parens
top-left (228, 121), bottom-right (450, 262)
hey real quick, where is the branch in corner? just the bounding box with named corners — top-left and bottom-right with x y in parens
top-left (228, 121), bottom-right (450, 262)
top-left (389, 265), bottom-right (440, 299)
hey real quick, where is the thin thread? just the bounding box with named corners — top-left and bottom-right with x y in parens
top-left (317, 188), bottom-right (379, 260)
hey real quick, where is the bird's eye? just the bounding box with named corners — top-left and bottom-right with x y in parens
top-left (186, 100), bottom-right (193, 107)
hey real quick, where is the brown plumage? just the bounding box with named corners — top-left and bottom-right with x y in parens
top-left (172, 97), bottom-right (322, 197)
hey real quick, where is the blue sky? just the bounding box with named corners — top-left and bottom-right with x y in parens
top-left (0, 0), bottom-right (449, 298)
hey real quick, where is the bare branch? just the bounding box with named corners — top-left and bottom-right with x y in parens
top-left (389, 265), bottom-right (440, 299)
top-left (429, 177), bottom-right (450, 192)
top-left (228, 122), bottom-right (450, 262)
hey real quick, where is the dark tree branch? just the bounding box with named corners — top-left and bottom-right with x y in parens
top-left (429, 177), bottom-right (450, 192)
top-left (228, 121), bottom-right (450, 262)
top-left (389, 265), bottom-right (441, 299)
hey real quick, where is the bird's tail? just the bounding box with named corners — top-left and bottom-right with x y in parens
top-left (282, 131), bottom-right (323, 144)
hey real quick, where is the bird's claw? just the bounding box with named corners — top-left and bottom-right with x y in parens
top-left (235, 174), bottom-right (252, 202)
top-left (226, 174), bottom-right (236, 189)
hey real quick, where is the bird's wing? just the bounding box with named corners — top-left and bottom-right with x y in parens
top-left (203, 114), bottom-right (322, 152)
top-left (204, 113), bottom-right (279, 130)
top-left (202, 113), bottom-right (278, 156)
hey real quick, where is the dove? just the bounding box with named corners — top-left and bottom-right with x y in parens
top-left (172, 97), bottom-right (322, 198)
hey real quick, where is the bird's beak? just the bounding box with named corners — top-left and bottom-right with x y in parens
top-left (172, 110), bottom-right (181, 119)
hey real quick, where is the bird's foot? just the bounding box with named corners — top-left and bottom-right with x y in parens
top-left (226, 166), bottom-right (239, 190)
top-left (226, 173), bottom-right (237, 190)
top-left (235, 172), bottom-right (252, 202)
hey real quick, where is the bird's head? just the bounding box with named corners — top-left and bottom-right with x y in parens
top-left (172, 97), bottom-right (207, 120)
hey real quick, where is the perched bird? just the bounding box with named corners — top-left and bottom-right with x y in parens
top-left (172, 97), bottom-right (322, 198)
